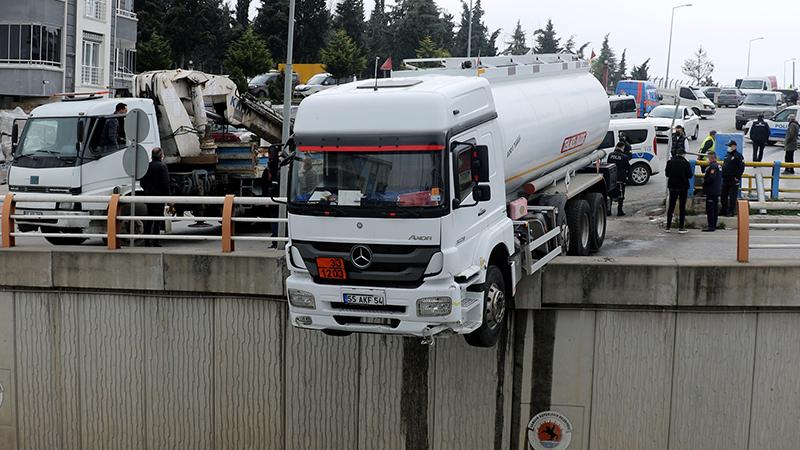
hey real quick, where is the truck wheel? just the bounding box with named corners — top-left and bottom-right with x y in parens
top-left (42, 227), bottom-right (87, 246)
top-left (585, 193), bottom-right (606, 252)
top-left (629, 162), bottom-right (651, 186)
top-left (465, 266), bottom-right (507, 348)
top-left (566, 199), bottom-right (591, 256)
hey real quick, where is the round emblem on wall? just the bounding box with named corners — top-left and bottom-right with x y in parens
top-left (527, 411), bottom-right (573, 450)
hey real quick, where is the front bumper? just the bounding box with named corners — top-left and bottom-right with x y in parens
top-left (286, 272), bottom-right (482, 337)
top-left (697, 108), bottom-right (716, 117)
top-left (14, 208), bottom-right (101, 231)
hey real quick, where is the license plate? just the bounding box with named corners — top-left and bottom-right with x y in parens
top-left (316, 257), bottom-right (347, 280)
top-left (343, 292), bottom-right (386, 306)
top-left (24, 211), bottom-right (43, 216)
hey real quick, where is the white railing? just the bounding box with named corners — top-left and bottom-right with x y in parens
top-left (81, 65), bottom-right (103, 86)
top-left (114, 69), bottom-right (133, 80)
top-left (116, 8), bottom-right (137, 20)
top-left (1, 193), bottom-right (287, 252)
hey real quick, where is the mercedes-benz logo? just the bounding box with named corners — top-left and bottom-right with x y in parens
top-left (350, 245), bottom-right (373, 270)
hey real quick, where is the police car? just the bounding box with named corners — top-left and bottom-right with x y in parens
top-left (744, 106), bottom-right (800, 145)
top-left (600, 119), bottom-right (661, 185)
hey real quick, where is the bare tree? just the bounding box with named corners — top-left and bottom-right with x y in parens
top-left (682, 46), bottom-right (715, 85)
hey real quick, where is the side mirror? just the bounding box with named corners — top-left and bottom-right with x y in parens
top-left (11, 122), bottom-right (18, 146)
top-left (471, 145), bottom-right (490, 182)
top-left (473, 185), bottom-right (491, 202)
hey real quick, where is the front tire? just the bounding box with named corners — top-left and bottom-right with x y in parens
top-left (691, 127), bottom-right (699, 141)
top-left (629, 162), bottom-right (652, 186)
top-left (465, 265), bottom-right (507, 348)
top-left (42, 227), bottom-right (87, 246)
top-left (566, 199), bottom-right (591, 256)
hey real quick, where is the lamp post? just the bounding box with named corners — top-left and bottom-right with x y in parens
top-left (785, 58), bottom-right (796, 88)
top-left (747, 37), bottom-right (764, 76)
top-left (664, 3), bottom-right (692, 89)
top-left (277, 0), bottom-right (296, 247)
top-left (466, 0), bottom-right (473, 58)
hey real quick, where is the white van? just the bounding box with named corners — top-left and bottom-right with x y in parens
top-left (659, 86), bottom-right (716, 118)
top-left (600, 119), bottom-right (661, 185)
top-left (609, 95), bottom-right (638, 119)
top-left (737, 76), bottom-right (778, 95)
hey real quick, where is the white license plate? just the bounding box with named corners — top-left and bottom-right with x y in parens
top-left (343, 292), bottom-right (386, 306)
top-left (24, 211), bottom-right (43, 216)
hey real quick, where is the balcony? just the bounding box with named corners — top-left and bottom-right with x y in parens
top-left (114, 69), bottom-right (133, 81)
top-left (81, 65), bottom-right (103, 86)
top-left (116, 8), bottom-right (137, 20)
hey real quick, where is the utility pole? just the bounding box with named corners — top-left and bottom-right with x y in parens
top-left (664, 3), bottom-right (692, 89)
top-left (278, 0), bottom-right (296, 246)
top-left (747, 37), bottom-right (764, 76)
top-left (466, 0), bottom-right (473, 58)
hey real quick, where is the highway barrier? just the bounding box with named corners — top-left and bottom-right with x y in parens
top-left (736, 199), bottom-right (800, 263)
top-left (1, 192), bottom-right (286, 252)
top-left (692, 160), bottom-right (800, 199)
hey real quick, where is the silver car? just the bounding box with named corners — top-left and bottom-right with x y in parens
top-left (717, 88), bottom-right (745, 108)
top-left (736, 93), bottom-right (780, 130)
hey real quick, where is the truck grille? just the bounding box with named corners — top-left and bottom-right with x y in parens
top-left (293, 241), bottom-right (439, 288)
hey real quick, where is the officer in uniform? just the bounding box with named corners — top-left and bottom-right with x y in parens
top-left (607, 141), bottom-right (631, 216)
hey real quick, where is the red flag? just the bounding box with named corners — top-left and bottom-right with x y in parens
top-left (380, 57), bottom-right (393, 71)
top-left (590, 50), bottom-right (597, 61)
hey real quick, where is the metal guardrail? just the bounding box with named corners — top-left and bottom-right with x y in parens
top-left (736, 199), bottom-right (800, 262)
top-left (1, 193), bottom-right (286, 252)
top-left (692, 160), bottom-right (800, 199)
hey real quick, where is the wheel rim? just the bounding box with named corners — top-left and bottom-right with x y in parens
top-left (631, 166), bottom-right (649, 184)
top-left (484, 284), bottom-right (505, 330)
top-left (561, 221), bottom-right (570, 255)
top-left (580, 213), bottom-right (590, 249)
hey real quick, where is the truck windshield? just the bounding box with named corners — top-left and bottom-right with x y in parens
top-left (289, 146), bottom-right (446, 214)
top-left (14, 117), bottom-right (80, 167)
top-left (744, 94), bottom-right (776, 106)
top-left (740, 80), bottom-right (765, 90)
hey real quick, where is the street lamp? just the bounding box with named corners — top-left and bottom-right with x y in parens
top-left (747, 37), bottom-right (765, 76)
top-left (664, 4), bottom-right (692, 89)
top-left (466, 0), bottom-right (473, 58)
top-left (785, 58), bottom-right (796, 88)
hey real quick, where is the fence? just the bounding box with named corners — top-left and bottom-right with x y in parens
top-left (736, 199), bottom-right (800, 262)
top-left (1, 193), bottom-right (286, 252)
top-left (691, 160), bottom-right (800, 199)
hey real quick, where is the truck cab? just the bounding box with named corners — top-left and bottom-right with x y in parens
top-left (7, 97), bottom-right (158, 242)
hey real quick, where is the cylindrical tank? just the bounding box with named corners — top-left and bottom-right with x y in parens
top-left (491, 70), bottom-right (610, 194)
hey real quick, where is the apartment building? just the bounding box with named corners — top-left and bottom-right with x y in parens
top-left (0, 0), bottom-right (137, 105)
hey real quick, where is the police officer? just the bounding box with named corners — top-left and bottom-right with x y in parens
top-left (607, 141), bottom-right (631, 216)
top-left (671, 125), bottom-right (687, 157)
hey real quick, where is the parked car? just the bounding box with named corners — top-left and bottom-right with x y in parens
top-left (294, 73), bottom-right (357, 98)
top-left (646, 105), bottom-right (701, 142)
top-left (660, 86), bottom-right (716, 118)
top-left (248, 71), bottom-right (300, 98)
top-left (702, 86), bottom-right (721, 103)
top-left (736, 92), bottom-right (782, 130)
top-left (615, 80), bottom-right (661, 118)
top-left (600, 119), bottom-right (661, 185)
top-left (776, 89), bottom-right (799, 106)
top-left (744, 105), bottom-right (800, 145)
top-left (716, 88), bottom-right (745, 107)
top-left (609, 95), bottom-right (638, 119)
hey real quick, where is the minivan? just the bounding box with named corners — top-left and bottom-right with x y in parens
top-left (660, 86), bottom-right (716, 118)
top-left (615, 80), bottom-right (660, 118)
top-left (609, 95), bottom-right (638, 119)
top-left (600, 119), bottom-right (661, 186)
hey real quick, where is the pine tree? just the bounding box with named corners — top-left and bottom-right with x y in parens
top-left (503, 20), bottom-right (529, 55)
top-left (630, 59), bottom-right (651, 80)
top-left (164, 0), bottom-right (234, 71)
top-left (391, 0), bottom-right (452, 66)
top-left (562, 35), bottom-right (590, 58)
top-left (452, 0), bottom-right (498, 57)
top-left (416, 36), bottom-right (451, 58)
top-left (137, 32), bottom-right (173, 71)
top-left (294, 0), bottom-right (330, 62)
top-left (533, 19), bottom-right (560, 54)
top-left (590, 34), bottom-right (617, 89)
top-left (321, 29), bottom-right (367, 78)
top-left (334, 0), bottom-right (366, 50)
top-left (614, 49), bottom-right (628, 85)
top-left (236, 0), bottom-right (251, 27)
top-left (224, 27), bottom-right (274, 91)
top-left (254, 0), bottom-right (290, 62)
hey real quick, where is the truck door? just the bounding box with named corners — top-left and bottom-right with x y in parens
top-left (80, 115), bottom-right (140, 196)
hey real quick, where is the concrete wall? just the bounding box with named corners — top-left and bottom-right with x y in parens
top-left (2, 250), bottom-right (800, 449)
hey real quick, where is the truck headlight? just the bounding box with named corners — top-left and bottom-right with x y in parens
top-left (417, 297), bottom-right (452, 316)
top-left (288, 289), bottom-right (316, 309)
top-left (424, 252), bottom-right (443, 275)
top-left (57, 202), bottom-right (76, 210)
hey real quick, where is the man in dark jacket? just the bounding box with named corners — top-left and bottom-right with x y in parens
top-left (785, 114), bottom-right (799, 174)
top-left (720, 141), bottom-right (745, 217)
top-left (102, 103), bottom-right (127, 148)
top-left (665, 148), bottom-right (693, 233)
top-left (671, 125), bottom-right (687, 157)
top-left (607, 141), bottom-right (631, 216)
top-left (749, 114), bottom-right (771, 162)
top-left (140, 147), bottom-right (171, 247)
top-left (702, 151), bottom-right (722, 232)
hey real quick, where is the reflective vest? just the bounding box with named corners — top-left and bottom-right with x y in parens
top-left (699, 135), bottom-right (716, 159)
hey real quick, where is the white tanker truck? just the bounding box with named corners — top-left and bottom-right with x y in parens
top-left (285, 54), bottom-right (616, 347)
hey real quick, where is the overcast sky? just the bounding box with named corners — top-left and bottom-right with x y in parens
top-left (245, 0), bottom-right (800, 87)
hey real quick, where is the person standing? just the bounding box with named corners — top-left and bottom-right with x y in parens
top-left (784, 114), bottom-right (799, 174)
top-left (607, 141), bottom-right (631, 216)
top-left (664, 148), bottom-right (693, 233)
top-left (749, 114), bottom-right (770, 163)
top-left (671, 125), bottom-right (687, 157)
top-left (103, 103), bottom-right (128, 148)
top-left (702, 151), bottom-right (722, 232)
top-left (140, 147), bottom-right (171, 247)
top-left (618, 132), bottom-right (632, 152)
top-left (720, 141), bottom-right (745, 217)
top-left (698, 130), bottom-right (716, 173)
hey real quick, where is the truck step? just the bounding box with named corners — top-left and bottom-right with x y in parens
top-left (462, 296), bottom-right (481, 311)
